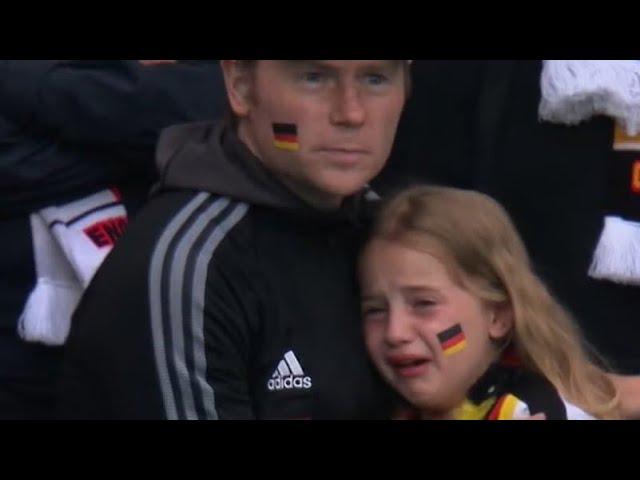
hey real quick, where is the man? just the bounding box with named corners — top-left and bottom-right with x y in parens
top-left (1, 60), bottom-right (226, 419)
top-left (58, 60), bottom-right (410, 419)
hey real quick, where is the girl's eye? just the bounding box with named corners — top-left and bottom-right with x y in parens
top-left (362, 306), bottom-right (387, 320)
top-left (413, 300), bottom-right (436, 312)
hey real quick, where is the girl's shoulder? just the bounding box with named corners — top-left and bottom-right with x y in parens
top-left (501, 368), bottom-right (597, 420)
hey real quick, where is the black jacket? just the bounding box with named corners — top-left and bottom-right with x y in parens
top-left (59, 121), bottom-right (392, 419)
top-left (0, 60), bottom-right (226, 419)
top-left (1, 60), bottom-right (226, 331)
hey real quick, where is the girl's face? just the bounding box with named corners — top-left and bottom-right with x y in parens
top-left (359, 238), bottom-right (512, 417)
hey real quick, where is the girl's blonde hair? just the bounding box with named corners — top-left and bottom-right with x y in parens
top-left (369, 185), bottom-right (620, 419)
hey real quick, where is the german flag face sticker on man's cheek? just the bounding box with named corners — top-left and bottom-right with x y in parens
top-left (437, 323), bottom-right (467, 357)
top-left (273, 123), bottom-right (299, 152)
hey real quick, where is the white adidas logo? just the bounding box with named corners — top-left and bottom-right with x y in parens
top-left (267, 350), bottom-right (312, 391)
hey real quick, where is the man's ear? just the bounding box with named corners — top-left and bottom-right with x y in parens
top-left (220, 60), bottom-right (254, 118)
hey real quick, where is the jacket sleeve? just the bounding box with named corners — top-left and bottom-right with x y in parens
top-left (0, 60), bottom-right (226, 148)
top-left (149, 219), bottom-right (258, 420)
top-left (58, 196), bottom-right (255, 420)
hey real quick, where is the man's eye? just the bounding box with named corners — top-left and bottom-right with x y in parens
top-left (301, 71), bottom-right (325, 83)
top-left (364, 73), bottom-right (389, 86)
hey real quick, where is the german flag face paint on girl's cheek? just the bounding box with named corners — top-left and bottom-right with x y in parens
top-left (273, 123), bottom-right (299, 152)
top-left (437, 323), bottom-right (467, 356)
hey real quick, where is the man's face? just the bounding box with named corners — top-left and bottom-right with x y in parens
top-left (223, 60), bottom-right (408, 209)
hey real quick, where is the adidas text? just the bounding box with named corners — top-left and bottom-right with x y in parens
top-left (267, 376), bottom-right (312, 391)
